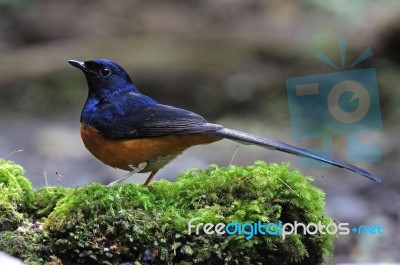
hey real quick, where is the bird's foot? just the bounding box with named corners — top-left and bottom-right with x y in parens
top-left (107, 162), bottom-right (147, 187)
top-left (143, 170), bottom-right (159, 186)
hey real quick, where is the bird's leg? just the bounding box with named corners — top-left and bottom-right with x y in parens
top-left (143, 170), bottom-right (159, 186)
top-left (107, 162), bottom-right (147, 187)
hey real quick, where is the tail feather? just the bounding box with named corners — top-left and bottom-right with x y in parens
top-left (206, 127), bottom-right (381, 182)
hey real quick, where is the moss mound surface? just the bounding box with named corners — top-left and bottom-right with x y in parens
top-left (0, 159), bottom-right (334, 264)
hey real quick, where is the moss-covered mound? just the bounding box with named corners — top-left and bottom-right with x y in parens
top-left (0, 159), bottom-right (335, 264)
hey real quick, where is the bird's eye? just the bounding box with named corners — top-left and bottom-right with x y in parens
top-left (99, 67), bottom-right (111, 77)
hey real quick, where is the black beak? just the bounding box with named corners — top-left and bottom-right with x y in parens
top-left (68, 60), bottom-right (89, 72)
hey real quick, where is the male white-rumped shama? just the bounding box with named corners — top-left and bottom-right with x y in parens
top-left (68, 59), bottom-right (381, 185)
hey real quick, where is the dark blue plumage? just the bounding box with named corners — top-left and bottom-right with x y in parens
top-left (69, 59), bottom-right (381, 185)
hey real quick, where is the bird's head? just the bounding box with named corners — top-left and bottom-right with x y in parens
top-left (68, 59), bottom-right (138, 98)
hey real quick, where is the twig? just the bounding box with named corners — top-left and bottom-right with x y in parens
top-left (229, 145), bottom-right (240, 165)
top-left (44, 171), bottom-right (48, 187)
top-left (5, 149), bottom-right (23, 159)
top-left (277, 176), bottom-right (300, 197)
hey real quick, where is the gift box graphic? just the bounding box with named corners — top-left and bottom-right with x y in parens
top-left (286, 38), bottom-right (382, 167)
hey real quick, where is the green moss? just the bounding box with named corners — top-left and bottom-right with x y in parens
top-left (0, 159), bottom-right (33, 231)
top-left (28, 186), bottom-right (72, 219)
top-left (0, 228), bottom-right (48, 265)
top-left (0, 159), bottom-right (335, 264)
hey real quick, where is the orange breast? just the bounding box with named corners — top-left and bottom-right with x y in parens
top-left (80, 124), bottom-right (221, 172)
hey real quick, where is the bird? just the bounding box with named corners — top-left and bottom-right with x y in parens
top-left (68, 59), bottom-right (381, 186)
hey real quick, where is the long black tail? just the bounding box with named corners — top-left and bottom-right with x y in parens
top-left (206, 127), bottom-right (381, 182)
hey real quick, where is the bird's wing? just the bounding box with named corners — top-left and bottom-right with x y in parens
top-left (95, 104), bottom-right (222, 139)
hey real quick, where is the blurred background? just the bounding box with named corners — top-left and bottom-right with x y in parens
top-left (0, 0), bottom-right (399, 263)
